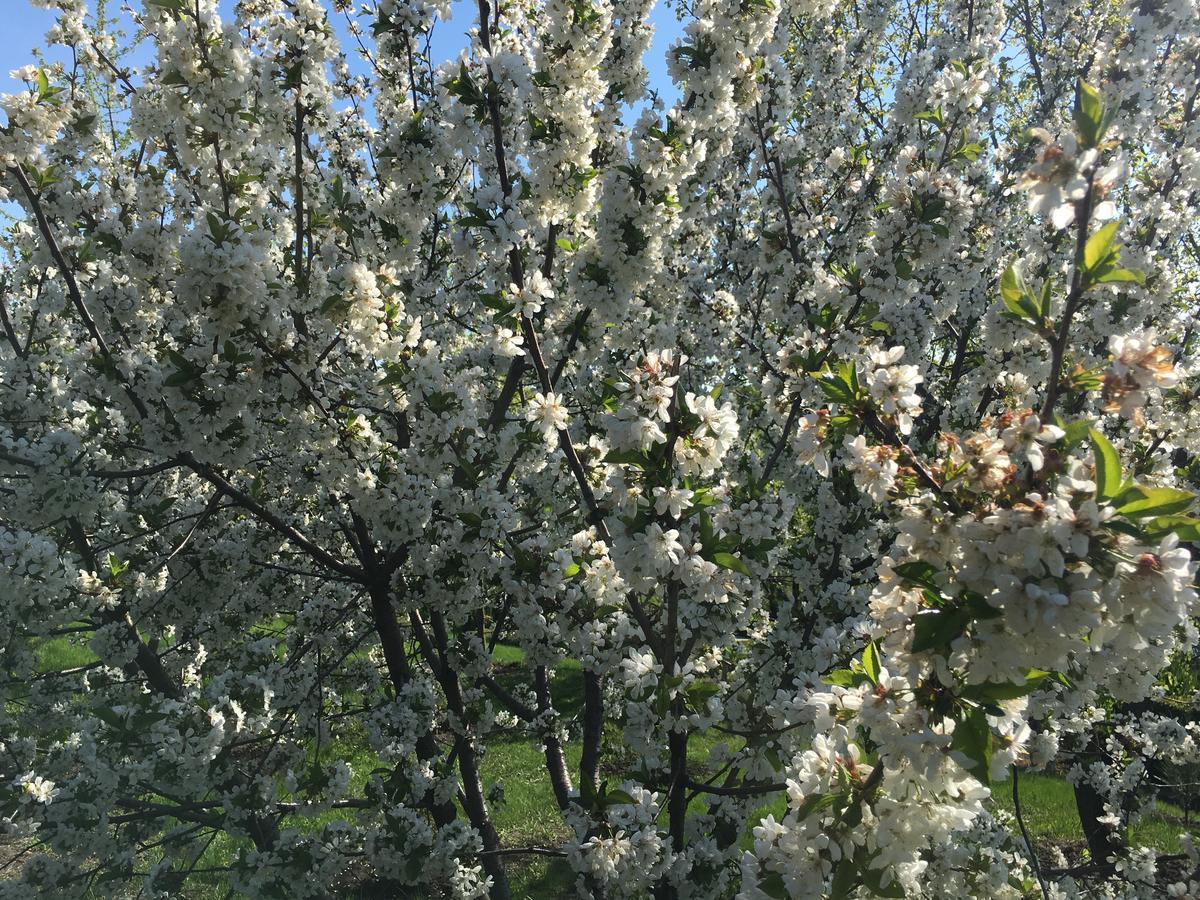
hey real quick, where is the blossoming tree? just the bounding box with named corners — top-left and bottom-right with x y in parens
top-left (1, 0), bottom-right (1198, 897)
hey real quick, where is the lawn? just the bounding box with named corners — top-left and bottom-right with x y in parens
top-left (993, 770), bottom-right (1200, 857)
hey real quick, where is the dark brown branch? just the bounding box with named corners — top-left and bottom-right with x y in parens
top-left (179, 453), bottom-right (362, 580)
top-left (8, 164), bottom-right (148, 418)
top-left (1041, 177), bottom-right (1095, 420)
top-left (684, 778), bottom-right (787, 797)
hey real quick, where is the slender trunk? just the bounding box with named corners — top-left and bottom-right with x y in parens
top-left (366, 584), bottom-right (456, 826)
top-left (667, 723), bottom-right (689, 854)
top-left (655, 581), bottom-right (687, 900)
top-left (454, 733), bottom-right (511, 899)
top-left (1073, 731), bottom-right (1123, 865)
top-left (535, 665), bottom-right (574, 810)
top-left (1073, 779), bottom-right (1123, 864)
top-left (427, 612), bottom-right (513, 900)
top-left (580, 670), bottom-right (605, 804)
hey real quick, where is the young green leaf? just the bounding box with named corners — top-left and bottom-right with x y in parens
top-left (1073, 79), bottom-right (1106, 149)
top-left (1083, 221), bottom-right (1119, 271)
top-left (712, 552), bottom-right (751, 576)
top-left (1093, 266), bottom-right (1145, 285)
top-left (830, 856), bottom-right (857, 900)
top-left (1039, 276), bottom-right (1054, 317)
top-left (862, 640), bottom-right (882, 685)
top-left (757, 872), bottom-right (789, 900)
top-left (792, 792), bottom-right (837, 822)
top-left (893, 561), bottom-right (939, 591)
top-left (1143, 516), bottom-right (1200, 541)
top-left (1088, 429), bottom-right (1122, 501)
top-left (1114, 486), bottom-right (1195, 519)
top-left (1061, 419), bottom-right (1091, 448)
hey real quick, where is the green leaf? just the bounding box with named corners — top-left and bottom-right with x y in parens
top-left (1088, 429), bottom-right (1121, 501)
top-left (998, 263), bottom-right (1039, 323)
top-left (862, 639), bottom-right (882, 685)
top-left (840, 795), bottom-right (864, 828)
top-left (1104, 518), bottom-right (1148, 540)
top-left (605, 789), bottom-right (636, 806)
top-left (106, 552), bottom-right (129, 578)
top-left (894, 561), bottom-right (939, 592)
top-left (914, 107), bottom-right (945, 128)
top-left (999, 262), bottom-right (1023, 305)
top-left (911, 608), bottom-right (968, 653)
top-left (1062, 419), bottom-right (1090, 448)
top-left (1114, 486), bottom-right (1195, 519)
top-left (792, 792), bottom-right (837, 821)
top-left (1143, 516), bottom-right (1200, 541)
top-left (951, 708), bottom-right (993, 785)
top-left (816, 366), bottom-right (859, 403)
top-left (603, 450), bottom-right (649, 469)
top-left (960, 673), bottom-right (1051, 703)
top-left (687, 679), bottom-right (721, 706)
top-left (1039, 276), bottom-right (1054, 317)
top-left (92, 706), bottom-right (126, 728)
top-left (1084, 221), bottom-right (1119, 271)
top-left (1073, 79), bottom-right (1106, 149)
top-left (822, 668), bottom-right (870, 688)
top-left (758, 872), bottom-right (789, 900)
top-left (1111, 481), bottom-right (1144, 507)
top-left (830, 856), bottom-right (857, 900)
top-left (962, 591), bottom-right (1002, 621)
top-left (712, 552), bottom-right (751, 576)
top-left (858, 855), bottom-right (906, 898)
top-left (1093, 267), bottom-right (1145, 285)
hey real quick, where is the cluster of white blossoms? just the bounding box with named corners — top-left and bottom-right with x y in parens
top-left (742, 336), bottom-right (1197, 894)
top-left (0, 0), bottom-right (1198, 897)
top-left (526, 391), bottom-right (570, 443)
top-left (337, 262), bottom-right (392, 357)
top-left (842, 435), bottom-right (900, 503)
top-left (1104, 328), bottom-right (1183, 423)
top-left (13, 773), bottom-right (58, 806)
top-left (566, 784), bottom-right (667, 897)
top-left (864, 346), bottom-right (923, 436)
top-left (1017, 128), bottom-right (1124, 230)
top-left (509, 270), bottom-right (556, 319)
top-left (677, 391), bottom-right (741, 478)
top-left (606, 349), bottom-right (683, 453)
top-left (791, 410), bottom-right (832, 477)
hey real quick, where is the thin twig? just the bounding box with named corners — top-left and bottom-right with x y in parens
top-left (1013, 766), bottom-right (1051, 900)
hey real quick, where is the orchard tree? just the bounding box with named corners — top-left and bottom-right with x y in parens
top-left (1, 0), bottom-right (1199, 897)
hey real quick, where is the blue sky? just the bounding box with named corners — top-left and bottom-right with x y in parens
top-left (2, 0), bottom-right (683, 103)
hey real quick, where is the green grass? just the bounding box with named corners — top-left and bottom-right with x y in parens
top-left (32, 630), bottom-right (98, 673)
top-left (991, 771), bottom-right (1200, 855)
